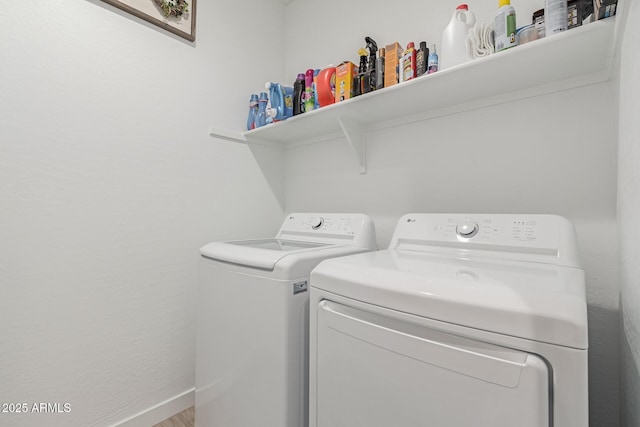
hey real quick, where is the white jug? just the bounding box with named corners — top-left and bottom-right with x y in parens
top-left (440, 4), bottom-right (476, 70)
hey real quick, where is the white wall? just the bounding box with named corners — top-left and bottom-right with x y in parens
top-left (0, 1), bottom-right (284, 426)
top-left (618, 0), bottom-right (640, 425)
top-left (284, 1), bottom-right (621, 426)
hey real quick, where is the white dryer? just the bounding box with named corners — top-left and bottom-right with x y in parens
top-left (309, 214), bottom-right (588, 427)
top-left (196, 213), bottom-right (377, 427)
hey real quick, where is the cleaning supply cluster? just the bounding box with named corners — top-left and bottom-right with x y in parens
top-left (245, 0), bottom-right (619, 130)
top-left (245, 35), bottom-right (437, 130)
top-left (447, 0), bottom-right (609, 69)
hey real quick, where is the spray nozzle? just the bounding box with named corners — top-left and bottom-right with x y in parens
top-left (365, 37), bottom-right (378, 55)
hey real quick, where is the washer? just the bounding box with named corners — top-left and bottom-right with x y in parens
top-left (309, 214), bottom-right (588, 427)
top-left (196, 213), bottom-right (377, 427)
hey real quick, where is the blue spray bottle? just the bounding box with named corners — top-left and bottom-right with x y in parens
top-left (246, 94), bottom-right (258, 130)
top-left (255, 92), bottom-right (269, 128)
top-left (427, 44), bottom-right (439, 74)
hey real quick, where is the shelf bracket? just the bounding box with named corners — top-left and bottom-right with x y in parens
top-left (337, 117), bottom-right (366, 174)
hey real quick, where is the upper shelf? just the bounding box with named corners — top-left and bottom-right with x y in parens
top-left (210, 18), bottom-right (616, 170)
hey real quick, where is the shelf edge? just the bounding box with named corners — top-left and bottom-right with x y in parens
top-left (209, 127), bottom-right (248, 144)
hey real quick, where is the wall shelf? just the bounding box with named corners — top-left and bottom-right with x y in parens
top-left (209, 18), bottom-right (616, 174)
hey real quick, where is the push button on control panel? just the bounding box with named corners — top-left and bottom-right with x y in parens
top-left (456, 221), bottom-right (479, 238)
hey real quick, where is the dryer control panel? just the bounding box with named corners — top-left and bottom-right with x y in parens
top-left (391, 214), bottom-right (580, 267)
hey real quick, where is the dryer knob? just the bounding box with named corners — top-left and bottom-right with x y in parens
top-left (310, 217), bottom-right (324, 230)
top-left (456, 221), bottom-right (479, 238)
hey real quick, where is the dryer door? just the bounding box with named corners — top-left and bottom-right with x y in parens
top-left (314, 300), bottom-right (550, 427)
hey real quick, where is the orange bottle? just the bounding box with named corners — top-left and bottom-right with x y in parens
top-left (317, 66), bottom-right (336, 107)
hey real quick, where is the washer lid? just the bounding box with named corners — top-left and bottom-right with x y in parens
top-left (200, 213), bottom-right (378, 272)
top-left (200, 239), bottom-right (334, 270)
top-left (311, 249), bottom-right (588, 349)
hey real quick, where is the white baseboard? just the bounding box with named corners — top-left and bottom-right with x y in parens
top-left (111, 388), bottom-right (195, 427)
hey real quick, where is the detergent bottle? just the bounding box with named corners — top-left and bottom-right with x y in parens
top-left (316, 66), bottom-right (336, 107)
top-left (255, 92), bottom-right (269, 128)
top-left (265, 82), bottom-right (294, 121)
top-left (304, 69), bottom-right (316, 112)
top-left (440, 4), bottom-right (476, 70)
top-left (293, 73), bottom-right (305, 115)
top-left (246, 93), bottom-right (258, 131)
top-left (313, 69), bottom-right (320, 110)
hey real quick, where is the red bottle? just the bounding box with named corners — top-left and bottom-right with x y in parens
top-left (401, 42), bottom-right (417, 82)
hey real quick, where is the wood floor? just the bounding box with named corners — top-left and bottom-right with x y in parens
top-left (152, 406), bottom-right (194, 427)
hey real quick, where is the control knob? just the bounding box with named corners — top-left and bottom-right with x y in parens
top-left (310, 217), bottom-right (324, 230)
top-left (456, 221), bottom-right (479, 238)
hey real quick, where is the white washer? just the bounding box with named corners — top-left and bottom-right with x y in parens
top-left (196, 213), bottom-right (377, 427)
top-left (309, 214), bottom-right (588, 427)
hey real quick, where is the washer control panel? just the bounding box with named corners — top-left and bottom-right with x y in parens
top-left (279, 213), bottom-right (369, 237)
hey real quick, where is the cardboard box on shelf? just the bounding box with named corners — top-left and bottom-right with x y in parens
top-left (384, 42), bottom-right (402, 88)
top-left (335, 61), bottom-right (357, 103)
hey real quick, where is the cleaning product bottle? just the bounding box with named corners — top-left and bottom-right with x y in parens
top-left (364, 36), bottom-right (378, 93)
top-left (494, 0), bottom-right (517, 52)
top-left (427, 44), bottom-right (439, 74)
top-left (400, 42), bottom-right (417, 82)
top-left (353, 49), bottom-right (367, 97)
top-left (255, 92), bottom-right (269, 128)
top-left (376, 48), bottom-right (385, 90)
top-left (316, 66), bottom-right (336, 107)
top-left (246, 93), bottom-right (258, 131)
top-left (304, 69), bottom-right (315, 112)
top-left (533, 9), bottom-right (546, 38)
top-left (313, 69), bottom-right (320, 110)
top-left (283, 86), bottom-right (294, 118)
top-left (416, 41), bottom-right (429, 77)
top-left (265, 82), bottom-right (293, 121)
top-left (441, 4), bottom-right (476, 70)
top-left (544, 0), bottom-right (568, 35)
top-left (293, 73), bottom-right (305, 115)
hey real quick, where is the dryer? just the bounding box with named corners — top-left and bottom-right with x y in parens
top-left (309, 214), bottom-right (588, 427)
top-left (196, 213), bottom-right (377, 427)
